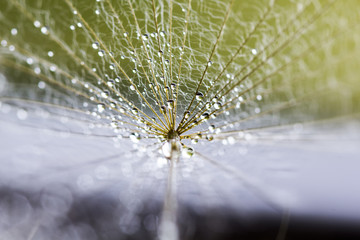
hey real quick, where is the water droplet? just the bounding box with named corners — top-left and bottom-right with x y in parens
top-left (182, 146), bottom-right (194, 158)
top-left (107, 79), bottom-right (115, 87)
top-left (110, 102), bottom-right (116, 108)
top-left (1, 40), bottom-right (7, 47)
top-left (209, 125), bottom-right (215, 132)
top-left (101, 90), bottom-right (109, 98)
top-left (158, 50), bottom-right (163, 57)
top-left (69, 25), bottom-right (75, 30)
top-left (47, 51), bottom-right (54, 57)
top-left (41, 26), bottom-right (49, 35)
top-left (184, 111), bottom-right (190, 119)
top-left (206, 135), bottom-right (214, 141)
top-left (34, 67), bottom-right (41, 74)
top-left (115, 77), bottom-right (120, 83)
top-left (130, 85), bottom-right (136, 91)
top-left (26, 57), bottom-right (33, 65)
top-left (256, 95), bottom-right (262, 101)
top-left (92, 42), bottom-right (99, 49)
top-left (109, 64), bottom-right (115, 70)
top-left (226, 73), bottom-right (231, 79)
top-left (77, 22), bottom-right (82, 28)
top-left (34, 20), bottom-right (41, 28)
top-left (196, 92), bottom-right (204, 101)
top-left (38, 81), bottom-right (46, 89)
top-left (73, 10), bottom-right (78, 15)
top-left (124, 32), bottom-right (128, 37)
top-left (159, 31), bottom-right (166, 37)
top-left (167, 99), bottom-right (174, 109)
top-left (214, 102), bottom-right (222, 110)
top-left (255, 107), bottom-right (261, 113)
top-left (95, 9), bottom-right (100, 15)
top-left (49, 65), bottom-right (56, 72)
top-left (8, 45), bottom-right (15, 51)
top-left (97, 103), bottom-right (105, 113)
top-left (207, 61), bottom-right (212, 67)
top-left (201, 112), bottom-right (209, 120)
top-left (251, 48), bottom-right (257, 55)
top-left (131, 107), bottom-right (138, 115)
top-left (11, 28), bottom-right (18, 36)
top-left (98, 50), bottom-right (104, 57)
top-left (142, 34), bottom-right (148, 41)
top-left (130, 132), bottom-right (141, 143)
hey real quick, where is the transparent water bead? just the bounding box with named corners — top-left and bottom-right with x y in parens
top-left (97, 103), bottom-right (105, 113)
top-left (130, 132), bottom-right (141, 143)
top-left (196, 92), bottom-right (204, 101)
top-left (33, 20), bottom-right (41, 28)
top-left (142, 34), bottom-right (149, 41)
top-left (10, 28), bottom-right (18, 36)
top-left (214, 102), bottom-right (222, 110)
top-left (182, 147), bottom-right (194, 158)
top-left (92, 42), bottom-right (99, 49)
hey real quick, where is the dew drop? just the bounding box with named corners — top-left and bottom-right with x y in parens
top-left (26, 58), bottom-right (33, 65)
top-left (124, 32), bottom-right (128, 37)
top-left (8, 45), bottom-right (15, 51)
top-left (41, 26), bottom-right (49, 35)
top-left (130, 132), bottom-right (141, 143)
top-left (251, 48), bottom-right (257, 55)
top-left (142, 34), bottom-right (148, 41)
top-left (196, 92), bottom-right (204, 101)
top-left (97, 103), bottom-right (105, 113)
top-left (115, 77), bottom-right (120, 83)
top-left (11, 28), bottom-right (18, 36)
top-left (109, 64), bottom-right (115, 70)
top-left (256, 95), bottom-right (262, 101)
top-left (1, 40), bottom-right (7, 47)
top-left (130, 85), bottom-right (136, 91)
top-left (101, 90), bottom-right (109, 98)
top-left (214, 102), bottom-right (222, 110)
top-left (77, 22), bottom-right (82, 28)
top-left (98, 50), bottom-right (104, 57)
top-left (184, 111), bottom-right (190, 119)
top-left (69, 25), bottom-right (75, 30)
top-left (206, 135), bottom-right (214, 141)
top-left (47, 51), bottom-right (54, 57)
top-left (207, 61), bottom-right (213, 67)
top-left (92, 42), bottom-right (99, 49)
top-left (34, 20), bottom-right (41, 28)
top-left (201, 113), bottom-right (209, 120)
top-left (34, 67), bottom-right (41, 74)
top-left (167, 99), bottom-right (174, 109)
top-left (209, 125), bottom-right (215, 133)
top-left (131, 107), bottom-right (138, 115)
top-left (110, 102), bottom-right (116, 108)
top-left (182, 146), bottom-right (194, 158)
top-left (95, 9), bottom-right (100, 15)
top-left (50, 65), bottom-right (57, 72)
top-left (159, 31), bottom-right (166, 37)
top-left (38, 81), bottom-right (46, 89)
top-left (107, 79), bottom-right (115, 87)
